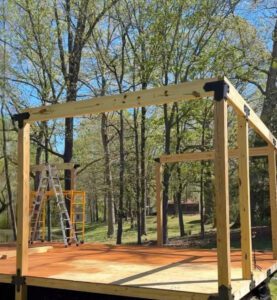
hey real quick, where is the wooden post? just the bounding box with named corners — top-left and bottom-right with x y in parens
top-left (237, 115), bottom-right (252, 279)
top-left (155, 161), bottom-right (163, 246)
top-left (214, 100), bottom-right (231, 292)
top-left (16, 122), bottom-right (30, 300)
top-left (268, 148), bottom-right (277, 259)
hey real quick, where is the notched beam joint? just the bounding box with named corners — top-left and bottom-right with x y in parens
top-left (12, 112), bottom-right (30, 129)
top-left (203, 80), bottom-right (229, 101)
top-left (11, 269), bottom-right (26, 292)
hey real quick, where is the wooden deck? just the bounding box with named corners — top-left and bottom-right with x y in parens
top-left (0, 243), bottom-right (276, 300)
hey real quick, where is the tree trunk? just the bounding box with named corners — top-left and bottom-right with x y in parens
top-left (176, 166), bottom-right (185, 237)
top-left (261, 20), bottom-right (277, 135)
top-left (140, 106), bottom-right (147, 235)
top-left (162, 103), bottom-right (172, 244)
top-left (101, 113), bottom-right (115, 237)
top-left (1, 107), bottom-right (17, 241)
top-left (134, 108), bottom-right (141, 244)
top-left (175, 103), bottom-right (185, 236)
top-left (200, 161), bottom-right (205, 238)
top-left (0, 5), bottom-right (16, 241)
top-left (117, 110), bottom-right (125, 244)
top-left (95, 193), bottom-right (99, 222)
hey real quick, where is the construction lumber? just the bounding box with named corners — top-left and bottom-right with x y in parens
top-left (269, 149), bottom-right (277, 259)
top-left (159, 146), bottom-right (269, 164)
top-left (224, 77), bottom-right (277, 150)
top-left (16, 122), bottom-right (30, 300)
top-left (23, 78), bottom-right (218, 122)
top-left (214, 99), bottom-right (231, 289)
top-left (237, 115), bottom-right (252, 279)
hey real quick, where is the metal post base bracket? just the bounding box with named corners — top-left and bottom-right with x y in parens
top-left (12, 269), bottom-right (26, 292)
top-left (209, 285), bottom-right (233, 300)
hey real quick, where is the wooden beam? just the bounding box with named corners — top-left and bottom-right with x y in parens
top-left (237, 115), bottom-right (252, 279)
top-left (16, 122), bottom-right (30, 300)
top-left (155, 162), bottom-right (163, 246)
top-left (26, 277), bottom-right (210, 300)
top-left (225, 77), bottom-right (277, 150)
top-left (214, 99), bottom-right (231, 290)
top-left (23, 78), bottom-right (218, 122)
top-left (159, 146), bottom-right (269, 164)
top-left (30, 163), bottom-right (76, 172)
top-left (160, 151), bottom-right (215, 163)
top-left (268, 148), bottom-right (277, 259)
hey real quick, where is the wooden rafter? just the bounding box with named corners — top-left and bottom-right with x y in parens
top-left (224, 77), bottom-right (276, 150)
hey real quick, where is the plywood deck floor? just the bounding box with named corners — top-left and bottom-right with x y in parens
top-left (0, 243), bottom-right (276, 300)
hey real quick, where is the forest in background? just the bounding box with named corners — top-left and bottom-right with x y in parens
top-left (0, 0), bottom-right (276, 245)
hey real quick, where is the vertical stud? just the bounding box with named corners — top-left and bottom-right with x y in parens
top-left (268, 149), bottom-right (277, 259)
top-left (237, 115), bottom-right (252, 279)
top-left (16, 122), bottom-right (30, 300)
top-left (214, 100), bottom-right (231, 290)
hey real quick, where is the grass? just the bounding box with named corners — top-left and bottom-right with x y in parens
top-left (84, 214), bottom-right (210, 244)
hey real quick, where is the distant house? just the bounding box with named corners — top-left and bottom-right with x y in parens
top-left (167, 199), bottom-right (199, 215)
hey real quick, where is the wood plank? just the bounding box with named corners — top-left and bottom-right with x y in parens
top-left (159, 146), bottom-right (269, 164)
top-left (16, 122), bottom-right (30, 300)
top-left (26, 277), bottom-right (210, 300)
top-left (224, 77), bottom-right (277, 150)
top-left (214, 99), bottom-right (231, 289)
top-left (23, 78), bottom-right (218, 122)
top-left (156, 162), bottom-right (163, 246)
top-left (237, 115), bottom-right (252, 279)
top-left (268, 148), bottom-right (277, 259)
top-left (0, 274), bottom-right (12, 284)
top-left (1, 243), bottom-right (277, 300)
top-left (30, 163), bottom-right (76, 172)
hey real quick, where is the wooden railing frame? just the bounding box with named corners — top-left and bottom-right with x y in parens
top-left (14, 77), bottom-right (277, 300)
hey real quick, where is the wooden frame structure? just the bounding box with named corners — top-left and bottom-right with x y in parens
top-left (11, 77), bottom-right (277, 300)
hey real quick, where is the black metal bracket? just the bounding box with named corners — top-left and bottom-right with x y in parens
top-left (12, 112), bottom-right (30, 129)
top-left (243, 104), bottom-right (250, 119)
top-left (153, 158), bottom-right (160, 163)
top-left (11, 269), bottom-right (26, 292)
top-left (218, 285), bottom-right (234, 300)
top-left (249, 275), bottom-right (256, 291)
top-left (203, 80), bottom-right (229, 101)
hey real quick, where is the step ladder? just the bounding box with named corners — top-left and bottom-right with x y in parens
top-left (29, 164), bottom-right (79, 247)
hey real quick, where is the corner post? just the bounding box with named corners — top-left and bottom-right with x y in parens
top-left (16, 121), bottom-right (30, 300)
top-left (155, 160), bottom-right (163, 246)
top-left (268, 148), bottom-right (277, 259)
top-left (205, 80), bottom-right (232, 296)
top-left (237, 114), bottom-right (252, 279)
